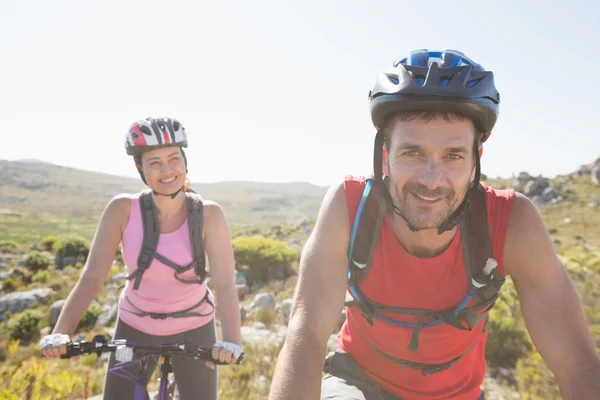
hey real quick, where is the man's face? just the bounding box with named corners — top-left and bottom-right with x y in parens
top-left (383, 117), bottom-right (479, 230)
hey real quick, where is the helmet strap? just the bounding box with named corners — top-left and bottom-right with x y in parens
top-left (152, 186), bottom-right (184, 199)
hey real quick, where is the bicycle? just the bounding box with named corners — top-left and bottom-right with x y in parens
top-left (58, 334), bottom-right (244, 400)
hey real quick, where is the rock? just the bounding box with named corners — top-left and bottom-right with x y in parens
top-left (564, 217), bottom-right (572, 224)
top-left (592, 167), bottom-right (600, 185)
top-left (236, 284), bottom-right (249, 298)
top-left (235, 270), bottom-right (247, 286)
top-left (531, 195), bottom-right (545, 207)
top-left (50, 299), bottom-right (66, 325)
top-left (0, 287), bottom-right (54, 321)
top-left (524, 180), bottom-right (549, 197)
top-left (40, 326), bottom-right (52, 336)
top-left (95, 303), bottom-right (118, 327)
top-left (541, 186), bottom-right (559, 202)
top-left (55, 255), bottom-right (77, 269)
top-left (588, 200), bottom-right (600, 208)
top-left (111, 272), bottom-right (129, 283)
top-left (578, 164), bottom-right (593, 176)
top-left (281, 298), bottom-right (293, 325)
top-left (0, 268), bottom-right (24, 281)
top-left (240, 324), bottom-right (287, 345)
top-left (328, 334), bottom-right (338, 352)
top-left (235, 270), bottom-right (249, 298)
top-left (339, 309), bottom-right (347, 328)
top-left (246, 293), bottom-right (276, 315)
top-left (252, 322), bottom-right (267, 330)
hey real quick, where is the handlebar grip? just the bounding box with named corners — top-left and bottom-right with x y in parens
top-left (59, 342), bottom-right (78, 359)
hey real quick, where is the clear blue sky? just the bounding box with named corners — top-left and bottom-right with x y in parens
top-left (1, 0), bottom-right (598, 186)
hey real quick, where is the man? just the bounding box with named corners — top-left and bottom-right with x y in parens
top-left (268, 49), bottom-right (600, 399)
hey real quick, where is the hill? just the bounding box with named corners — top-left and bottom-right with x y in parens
top-left (0, 159), bottom-right (328, 245)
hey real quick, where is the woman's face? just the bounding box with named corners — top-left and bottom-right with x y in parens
top-left (138, 146), bottom-right (186, 193)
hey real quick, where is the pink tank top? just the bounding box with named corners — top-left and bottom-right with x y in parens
top-left (118, 196), bottom-right (215, 335)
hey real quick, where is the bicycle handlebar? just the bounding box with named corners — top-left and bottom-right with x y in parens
top-left (59, 335), bottom-right (244, 365)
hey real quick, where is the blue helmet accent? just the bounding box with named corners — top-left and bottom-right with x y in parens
top-left (369, 49), bottom-right (500, 139)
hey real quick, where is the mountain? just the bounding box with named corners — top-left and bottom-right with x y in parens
top-left (0, 159), bottom-right (328, 244)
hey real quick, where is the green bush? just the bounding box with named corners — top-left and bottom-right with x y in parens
top-left (54, 235), bottom-right (90, 262)
top-left (233, 237), bottom-right (298, 285)
top-left (1, 277), bottom-right (23, 292)
top-left (7, 309), bottom-right (44, 343)
top-left (75, 304), bottom-right (103, 332)
top-left (485, 282), bottom-right (533, 370)
top-left (40, 235), bottom-right (60, 252)
top-left (516, 351), bottom-right (561, 399)
top-left (23, 251), bottom-right (52, 272)
top-left (0, 240), bottom-right (18, 253)
top-left (32, 270), bottom-right (51, 283)
top-left (253, 307), bottom-right (277, 328)
top-left (115, 246), bottom-right (123, 263)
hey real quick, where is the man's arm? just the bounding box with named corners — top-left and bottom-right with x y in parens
top-left (269, 182), bottom-right (351, 400)
top-left (504, 192), bottom-right (600, 399)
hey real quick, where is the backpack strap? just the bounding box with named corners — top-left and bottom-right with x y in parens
top-left (345, 178), bottom-right (386, 324)
top-left (123, 288), bottom-right (215, 319)
top-left (343, 181), bottom-right (506, 371)
top-left (458, 184), bottom-right (505, 329)
top-left (127, 190), bottom-right (160, 290)
top-left (126, 190), bottom-right (209, 291)
top-left (185, 190), bottom-right (207, 283)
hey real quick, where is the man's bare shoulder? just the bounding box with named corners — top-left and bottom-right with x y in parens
top-left (503, 191), bottom-right (553, 277)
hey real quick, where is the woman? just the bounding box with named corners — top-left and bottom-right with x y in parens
top-left (39, 117), bottom-right (243, 400)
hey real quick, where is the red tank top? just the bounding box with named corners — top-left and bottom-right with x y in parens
top-left (338, 175), bottom-right (515, 400)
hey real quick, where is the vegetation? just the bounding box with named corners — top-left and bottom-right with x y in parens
top-left (233, 236), bottom-right (298, 286)
top-left (1, 159), bottom-right (599, 399)
top-left (23, 252), bottom-right (52, 272)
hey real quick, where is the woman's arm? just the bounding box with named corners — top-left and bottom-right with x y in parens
top-left (49, 195), bottom-right (129, 343)
top-left (203, 201), bottom-right (242, 347)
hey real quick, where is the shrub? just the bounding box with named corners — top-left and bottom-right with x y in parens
top-left (2, 277), bottom-right (23, 292)
top-left (0, 240), bottom-right (18, 253)
top-left (54, 235), bottom-right (90, 264)
top-left (75, 304), bottom-right (103, 332)
top-left (7, 309), bottom-right (44, 343)
top-left (0, 356), bottom-right (103, 399)
top-left (233, 237), bottom-right (298, 285)
top-left (516, 351), bottom-right (561, 399)
top-left (253, 307), bottom-right (277, 328)
top-left (32, 270), bottom-right (51, 283)
top-left (40, 236), bottom-right (60, 252)
top-left (23, 251), bottom-right (52, 272)
top-left (485, 282), bottom-right (533, 370)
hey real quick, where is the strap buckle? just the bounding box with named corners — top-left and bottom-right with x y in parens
top-left (137, 248), bottom-right (154, 271)
top-left (357, 300), bottom-right (375, 325)
top-left (421, 362), bottom-right (452, 376)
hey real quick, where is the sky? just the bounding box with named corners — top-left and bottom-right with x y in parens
top-left (1, 0), bottom-right (599, 186)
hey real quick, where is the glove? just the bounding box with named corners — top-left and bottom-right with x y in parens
top-left (39, 333), bottom-right (71, 358)
top-left (206, 341), bottom-right (244, 368)
top-left (214, 341), bottom-right (243, 361)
